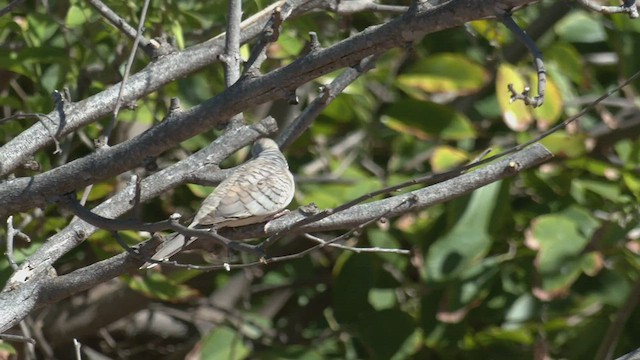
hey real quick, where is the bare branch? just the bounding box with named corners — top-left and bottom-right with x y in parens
top-left (245, 5), bottom-right (291, 74)
top-left (220, 0), bottom-right (245, 129)
top-left (60, 194), bottom-right (263, 258)
top-left (0, 0), bottom-right (25, 18)
top-left (0, 332), bottom-right (35, 344)
top-left (278, 55), bottom-right (378, 149)
top-left (86, 0), bottom-right (155, 55)
top-left (102, 0), bottom-right (152, 145)
top-left (578, 0), bottom-right (638, 19)
top-left (333, 0), bottom-right (408, 14)
top-left (0, 119), bottom-right (278, 332)
top-left (222, 143), bottom-right (553, 239)
top-left (0, 1), bottom-right (541, 217)
top-left (302, 233), bottom-right (410, 254)
top-left (501, 14), bottom-right (546, 107)
top-left (5, 216), bottom-right (18, 270)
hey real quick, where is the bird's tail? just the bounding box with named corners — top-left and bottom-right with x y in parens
top-left (140, 233), bottom-right (194, 269)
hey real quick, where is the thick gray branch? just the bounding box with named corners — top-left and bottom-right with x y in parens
top-left (0, 143), bottom-right (551, 333)
top-left (0, 0), bottom-right (297, 177)
top-left (225, 143), bottom-right (553, 239)
top-left (0, 119), bottom-right (277, 332)
top-left (0, 0), bottom-right (535, 218)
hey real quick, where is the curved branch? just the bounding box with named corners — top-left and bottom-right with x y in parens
top-left (501, 14), bottom-right (546, 107)
top-left (0, 118), bottom-right (278, 332)
top-left (0, 0), bottom-right (301, 177)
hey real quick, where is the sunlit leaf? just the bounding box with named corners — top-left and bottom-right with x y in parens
top-left (430, 145), bottom-right (469, 172)
top-left (538, 131), bottom-right (587, 158)
top-left (198, 327), bottom-right (250, 360)
top-left (171, 20), bottom-right (185, 49)
top-left (396, 53), bottom-right (488, 95)
top-left (469, 20), bottom-right (509, 45)
top-left (496, 63), bottom-right (533, 131)
top-left (66, 5), bottom-right (90, 28)
top-left (124, 273), bottom-right (199, 302)
top-left (531, 75), bottom-right (563, 130)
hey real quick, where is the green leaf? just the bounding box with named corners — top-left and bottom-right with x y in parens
top-left (171, 20), bottom-right (185, 49)
top-left (425, 181), bottom-right (502, 282)
top-left (570, 178), bottom-right (625, 204)
top-left (430, 145), bottom-right (469, 172)
top-left (66, 5), bottom-right (90, 28)
top-left (538, 131), bottom-right (587, 158)
top-left (555, 11), bottom-right (607, 43)
top-left (124, 273), bottom-right (199, 302)
top-left (368, 288), bottom-right (396, 310)
top-left (396, 53), bottom-right (488, 95)
top-left (469, 20), bottom-right (509, 45)
top-left (275, 32), bottom-right (306, 58)
top-left (531, 75), bottom-right (563, 130)
top-left (526, 214), bottom-right (591, 294)
top-left (381, 100), bottom-right (476, 140)
top-left (503, 293), bottom-right (537, 328)
top-left (545, 42), bottom-right (584, 84)
top-left (333, 252), bottom-right (375, 323)
top-left (357, 309), bottom-right (416, 360)
top-left (199, 327), bottom-right (250, 360)
top-left (0, 342), bottom-right (16, 355)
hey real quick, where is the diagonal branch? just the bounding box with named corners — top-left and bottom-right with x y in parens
top-left (0, 0), bottom-right (536, 218)
top-left (86, 0), bottom-right (155, 56)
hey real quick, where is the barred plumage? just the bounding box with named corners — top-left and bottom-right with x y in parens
top-left (142, 138), bottom-right (294, 268)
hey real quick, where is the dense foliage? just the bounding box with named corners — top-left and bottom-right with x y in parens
top-left (1, 0), bottom-right (639, 359)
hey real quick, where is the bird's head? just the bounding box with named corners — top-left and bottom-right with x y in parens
top-left (251, 138), bottom-right (280, 157)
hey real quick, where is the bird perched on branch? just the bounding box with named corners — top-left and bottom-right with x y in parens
top-left (142, 138), bottom-right (295, 269)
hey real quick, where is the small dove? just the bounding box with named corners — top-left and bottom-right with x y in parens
top-left (142, 138), bottom-right (295, 268)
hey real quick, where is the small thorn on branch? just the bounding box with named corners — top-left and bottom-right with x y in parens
top-left (309, 32), bottom-right (322, 52)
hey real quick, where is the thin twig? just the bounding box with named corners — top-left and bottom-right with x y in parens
top-left (18, 320), bottom-right (36, 359)
top-left (86, 0), bottom-right (153, 55)
top-left (303, 233), bottom-right (411, 254)
top-left (501, 14), bottom-right (546, 107)
top-left (0, 113), bottom-right (61, 153)
top-left (278, 54), bottom-right (379, 149)
top-left (0, 332), bottom-right (36, 344)
top-left (0, 0), bottom-right (25, 17)
top-left (101, 0), bottom-right (151, 145)
top-left (596, 277), bottom-right (640, 360)
top-left (577, 0), bottom-right (638, 19)
top-left (245, 3), bottom-right (293, 73)
top-left (5, 216), bottom-right (19, 270)
top-left (60, 193), bottom-right (263, 258)
top-left (73, 338), bottom-right (82, 360)
top-left (334, 0), bottom-right (408, 14)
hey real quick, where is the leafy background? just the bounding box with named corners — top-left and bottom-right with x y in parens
top-left (1, 0), bottom-right (640, 359)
